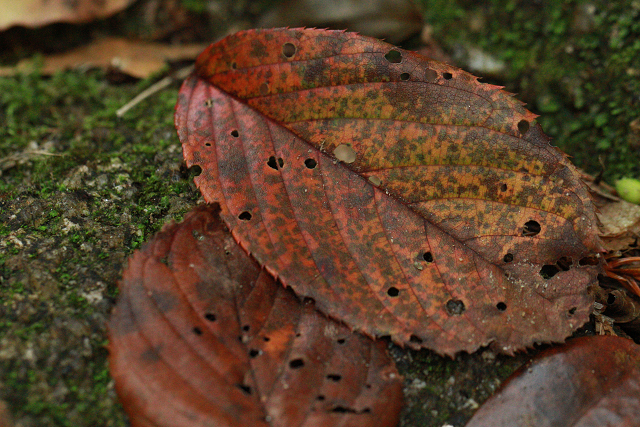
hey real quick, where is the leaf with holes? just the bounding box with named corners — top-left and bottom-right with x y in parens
top-left (466, 335), bottom-right (640, 427)
top-left (108, 204), bottom-right (403, 427)
top-left (175, 28), bottom-right (604, 355)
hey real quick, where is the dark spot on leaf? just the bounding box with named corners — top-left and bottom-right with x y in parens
top-left (263, 336), bottom-right (270, 342)
top-left (423, 251), bottom-right (433, 262)
top-left (231, 129), bottom-right (239, 137)
top-left (242, 325), bottom-right (250, 332)
top-left (568, 307), bottom-right (577, 315)
top-left (327, 374), bottom-right (342, 382)
top-left (522, 220), bottom-right (541, 236)
top-left (400, 72), bottom-right (410, 81)
top-left (337, 338), bottom-right (346, 344)
top-left (289, 358), bottom-right (305, 368)
top-left (387, 287), bottom-right (399, 297)
top-left (446, 299), bottom-right (465, 315)
top-left (384, 50), bottom-right (402, 63)
top-left (204, 312), bottom-right (216, 322)
top-left (192, 326), bottom-right (203, 335)
top-left (540, 264), bottom-right (560, 279)
top-left (518, 120), bottom-right (530, 134)
top-left (259, 83), bottom-right (269, 96)
top-left (503, 253), bottom-right (514, 263)
top-left (282, 42), bottom-right (296, 58)
top-left (365, 384), bottom-right (372, 389)
top-left (500, 183), bottom-right (508, 192)
top-left (363, 408), bottom-right (371, 413)
top-left (443, 72), bottom-right (452, 80)
top-left (249, 349), bottom-right (261, 358)
top-left (496, 302), bottom-right (507, 311)
top-left (331, 406), bottom-right (356, 413)
top-left (236, 384), bottom-right (252, 395)
top-left (305, 158), bottom-right (317, 169)
top-left (425, 68), bottom-right (437, 81)
top-left (409, 335), bottom-right (423, 344)
top-left (238, 211), bottom-right (252, 221)
top-left (230, 61), bottom-right (237, 70)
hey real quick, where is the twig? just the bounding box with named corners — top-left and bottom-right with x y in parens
top-left (116, 65), bottom-right (193, 117)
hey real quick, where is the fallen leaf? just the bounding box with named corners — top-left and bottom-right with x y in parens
top-left (108, 204), bottom-right (403, 427)
top-left (0, 38), bottom-right (209, 79)
top-left (175, 28), bottom-right (603, 355)
top-left (465, 335), bottom-right (640, 427)
top-left (0, 0), bottom-right (134, 31)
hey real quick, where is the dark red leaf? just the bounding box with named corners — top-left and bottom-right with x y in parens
top-left (108, 204), bottom-right (403, 427)
top-left (175, 28), bottom-right (603, 354)
top-left (466, 335), bottom-right (640, 427)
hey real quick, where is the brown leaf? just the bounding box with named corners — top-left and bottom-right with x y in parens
top-left (108, 204), bottom-right (403, 427)
top-left (0, 38), bottom-right (209, 79)
top-left (0, 0), bottom-right (135, 31)
top-left (175, 28), bottom-right (602, 355)
top-left (465, 335), bottom-right (640, 427)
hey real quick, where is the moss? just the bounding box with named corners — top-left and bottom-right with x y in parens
top-left (418, 0), bottom-right (640, 181)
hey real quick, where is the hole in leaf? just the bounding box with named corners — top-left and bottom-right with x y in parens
top-left (204, 98), bottom-right (214, 107)
top-left (568, 307), bottom-right (577, 315)
top-left (334, 144), bottom-right (356, 163)
top-left (205, 142), bottom-right (211, 147)
top-left (500, 183), bottom-right (507, 192)
top-left (496, 302), bottom-right (507, 311)
top-left (316, 395), bottom-right (326, 401)
top-left (332, 406), bottom-right (357, 413)
top-left (231, 129), bottom-right (239, 137)
top-left (579, 256), bottom-right (600, 266)
top-left (384, 50), bottom-right (402, 63)
top-left (425, 68), bottom-right (437, 81)
top-left (192, 326), bottom-right (203, 335)
top-left (259, 83), bottom-right (269, 96)
top-left (387, 287), bottom-right (400, 297)
top-left (522, 220), bottom-right (541, 236)
top-left (238, 211), bottom-right (252, 221)
top-left (327, 374), bottom-right (342, 382)
top-left (267, 156), bottom-right (279, 170)
top-left (188, 165), bottom-right (202, 177)
top-left (518, 120), bottom-right (530, 134)
top-left (242, 325), bottom-right (250, 332)
top-left (249, 349), bottom-right (261, 358)
top-left (443, 72), bottom-right (453, 80)
top-left (607, 292), bottom-right (616, 305)
top-left (237, 384), bottom-right (252, 395)
top-left (400, 72), bottom-right (410, 81)
top-left (263, 336), bottom-right (270, 342)
top-left (305, 158), bottom-right (317, 169)
top-left (409, 335), bottom-right (423, 344)
top-left (540, 264), bottom-right (560, 279)
top-left (423, 251), bottom-right (433, 262)
top-left (337, 338), bottom-right (346, 345)
top-left (278, 158), bottom-right (284, 168)
top-left (289, 358), bottom-right (305, 368)
top-left (230, 61), bottom-right (237, 70)
top-left (282, 42), bottom-right (296, 58)
top-left (368, 175), bottom-right (382, 186)
top-left (503, 253), bottom-right (514, 263)
top-left (445, 299), bottom-right (465, 315)
top-left (204, 313), bottom-right (216, 322)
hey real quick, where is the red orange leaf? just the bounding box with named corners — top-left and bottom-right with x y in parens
top-left (108, 204), bottom-right (403, 427)
top-left (466, 336), bottom-right (640, 427)
top-left (175, 28), bottom-right (603, 355)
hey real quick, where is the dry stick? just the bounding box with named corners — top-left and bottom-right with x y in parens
top-left (116, 65), bottom-right (193, 117)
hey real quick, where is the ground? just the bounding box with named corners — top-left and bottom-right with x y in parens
top-left (0, 0), bottom-right (638, 426)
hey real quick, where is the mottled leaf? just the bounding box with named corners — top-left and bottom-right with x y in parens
top-left (108, 204), bottom-right (403, 427)
top-left (175, 28), bottom-right (603, 355)
top-left (466, 335), bottom-right (640, 427)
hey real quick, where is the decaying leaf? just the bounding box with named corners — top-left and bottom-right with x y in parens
top-left (0, 0), bottom-right (134, 31)
top-left (0, 38), bottom-right (209, 79)
top-left (465, 335), bottom-right (640, 427)
top-left (108, 204), bottom-right (403, 427)
top-left (175, 28), bottom-right (603, 355)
